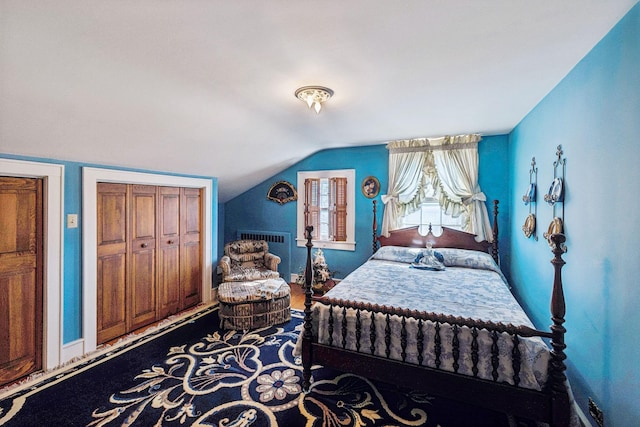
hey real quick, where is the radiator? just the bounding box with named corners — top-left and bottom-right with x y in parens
top-left (236, 230), bottom-right (291, 282)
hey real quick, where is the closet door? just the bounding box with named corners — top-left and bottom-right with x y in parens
top-left (180, 188), bottom-right (201, 310)
top-left (129, 185), bottom-right (157, 331)
top-left (96, 183), bottom-right (128, 344)
top-left (0, 177), bottom-right (43, 385)
top-left (157, 187), bottom-right (181, 318)
top-left (97, 183), bottom-right (202, 343)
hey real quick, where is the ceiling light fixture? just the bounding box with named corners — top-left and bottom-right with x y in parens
top-left (295, 86), bottom-right (334, 114)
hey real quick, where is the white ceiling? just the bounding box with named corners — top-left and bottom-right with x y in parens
top-left (1, 1), bottom-right (637, 202)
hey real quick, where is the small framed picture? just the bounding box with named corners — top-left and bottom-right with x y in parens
top-left (361, 176), bottom-right (380, 198)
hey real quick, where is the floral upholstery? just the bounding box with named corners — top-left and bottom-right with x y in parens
top-left (219, 239), bottom-right (281, 282)
top-left (218, 279), bottom-right (291, 330)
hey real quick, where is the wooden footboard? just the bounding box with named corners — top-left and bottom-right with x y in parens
top-left (300, 225), bottom-right (570, 426)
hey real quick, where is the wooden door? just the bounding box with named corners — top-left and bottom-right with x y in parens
top-left (96, 183), bottom-right (128, 344)
top-left (180, 188), bottom-right (201, 309)
top-left (129, 185), bottom-right (157, 331)
top-left (96, 183), bottom-right (202, 343)
top-left (0, 177), bottom-right (43, 385)
top-left (157, 187), bottom-right (181, 318)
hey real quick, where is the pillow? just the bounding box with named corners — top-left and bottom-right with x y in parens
top-left (371, 246), bottom-right (425, 264)
top-left (434, 248), bottom-right (505, 280)
top-left (230, 250), bottom-right (266, 268)
top-left (373, 246), bottom-right (503, 278)
top-left (410, 249), bottom-right (445, 271)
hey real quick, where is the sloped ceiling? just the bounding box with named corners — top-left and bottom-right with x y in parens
top-left (1, 1), bottom-right (637, 202)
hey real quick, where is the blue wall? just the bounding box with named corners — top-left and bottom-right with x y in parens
top-left (223, 136), bottom-right (510, 284)
top-left (509, 3), bottom-right (640, 425)
top-left (0, 153), bottom-right (218, 344)
top-left (224, 145), bottom-right (388, 283)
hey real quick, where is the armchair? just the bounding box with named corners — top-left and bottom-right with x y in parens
top-left (219, 239), bottom-right (281, 282)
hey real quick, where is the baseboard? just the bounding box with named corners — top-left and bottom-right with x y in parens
top-left (61, 339), bottom-right (85, 364)
top-left (576, 403), bottom-right (594, 427)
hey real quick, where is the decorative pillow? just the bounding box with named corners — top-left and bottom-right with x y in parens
top-left (410, 250), bottom-right (445, 271)
top-left (229, 251), bottom-right (266, 268)
top-left (226, 266), bottom-right (280, 281)
top-left (371, 246), bottom-right (425, 264)
top-left (225, 240), bottom-right (269, 268)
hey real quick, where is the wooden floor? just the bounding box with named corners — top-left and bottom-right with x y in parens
top-left (289, 282), bottom-right (305, 310)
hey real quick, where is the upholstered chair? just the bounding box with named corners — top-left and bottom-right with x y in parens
top-left (219, 239), bottom-right (281, 282)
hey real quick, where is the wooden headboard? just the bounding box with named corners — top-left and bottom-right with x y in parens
top-left (373, 200), bottom-right (500, 263)
top-left (378, 225), bottom-right (491, 251)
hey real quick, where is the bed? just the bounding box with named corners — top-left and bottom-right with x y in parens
top-left (299, 200), bottom-right (572, 426)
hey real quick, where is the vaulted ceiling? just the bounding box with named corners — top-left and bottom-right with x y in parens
top-left (1, 1), bottom-right (637, 201)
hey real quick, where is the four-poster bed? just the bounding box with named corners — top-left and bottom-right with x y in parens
top-left (299, 200), bottom-right (571, 426)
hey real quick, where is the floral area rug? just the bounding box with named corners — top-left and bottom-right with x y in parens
top-left (0, 307), bottom-right (519, 427)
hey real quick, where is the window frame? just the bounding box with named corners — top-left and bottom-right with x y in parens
top-left (296, 169), bottom-right (356, 251)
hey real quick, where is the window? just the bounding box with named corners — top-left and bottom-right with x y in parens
top-left (297, 169), bottom-right (355, 251)
top-left (400, 198), bottom-right (465, 235)
top-left (398, 181), bottom-right (466, 235)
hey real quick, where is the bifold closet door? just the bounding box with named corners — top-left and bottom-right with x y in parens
top-left (180, 187), bottom-right (202, 310)
top-left (157, 187), bottom-right (181, 318)
top-left (159, 187), bottom-right (201, 315)
top-left (129, 185), bottom-right (157, 331)
top-left (97, 184), bottom-right (157, 342)
top-left (96, 183), bottom-right (128, 344)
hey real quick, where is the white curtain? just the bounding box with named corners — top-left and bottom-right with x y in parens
top-left (429, 135), bottom-right (492, 242)
top-left (380, 134), bottom-right (493, 242)
top-left (380, 139), bottom-right (429, 237)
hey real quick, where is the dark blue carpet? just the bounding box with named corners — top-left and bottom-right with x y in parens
top-left (0, 307), bottom-right (521, 426)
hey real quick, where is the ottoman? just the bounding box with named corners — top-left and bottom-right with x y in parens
top-left (218, 278), bottom-right (291, 330)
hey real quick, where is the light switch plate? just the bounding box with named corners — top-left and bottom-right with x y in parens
top-left (67, 214), bottom-right (78, 229)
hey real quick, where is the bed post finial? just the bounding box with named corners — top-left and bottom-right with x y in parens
top-left (548, 233), bottom-right (570, 425)
top-left (372, 200), bottom-right (378, 255)
top-left (302, 225), bottom-right (314, 392)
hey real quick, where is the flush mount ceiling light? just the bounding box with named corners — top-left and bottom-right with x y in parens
top-left (295, 86), bottom-right (334, 114)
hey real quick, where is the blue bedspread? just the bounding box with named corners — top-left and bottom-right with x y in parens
top-left (296, 246), bottom-right (550, 391)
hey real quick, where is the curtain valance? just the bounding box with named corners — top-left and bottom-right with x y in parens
top-left (386, 134), bottom-right (481, 153)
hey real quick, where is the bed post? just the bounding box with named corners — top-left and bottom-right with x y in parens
top-left (301, 225), bottom-right (314, 392)
top-left (491, 200), bottom-right (499, 264)
top-left (548, 233), bottom-right (570, 426)
top-left (372, 200), bottom-right (378, 255)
